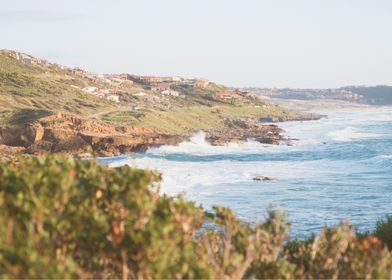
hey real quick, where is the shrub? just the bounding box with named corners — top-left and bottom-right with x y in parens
top-left (0, 156), bottom-right (209, 278)
top-left (374, 216), bottom-right (392, 250)
top-left (0, 155), bottom-right (391, 278)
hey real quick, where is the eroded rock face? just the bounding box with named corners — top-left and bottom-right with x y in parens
top-left (0, 113), bottom-right (302, 162)
top-left (0, 125), bottom-right (44, 147)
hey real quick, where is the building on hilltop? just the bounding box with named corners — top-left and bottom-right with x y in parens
top-left (139, 76), bottom-right (162, 83)
top-left (215, 93), bottom-right (233, 100)
top-left (194, 79), bottom-right (209, 88)
top-left (161, 89), bottom-right (180, 97)
top-left (73, 68), bottom-right (88, 76)
top-left (149, 83), bottom-right (170, 91)
top-left (82, 86), bottom-right (98, 94)
top-left (107, 95), bottom-right (120, 103)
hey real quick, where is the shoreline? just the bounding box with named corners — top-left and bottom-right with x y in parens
top-left (0, 111), bottom-right (321, 162)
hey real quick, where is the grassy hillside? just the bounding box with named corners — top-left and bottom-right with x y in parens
top-left (103, 104), bottom-right (294, 134)
top-left (0, 51), bottom-right (117, 124)
top-left (0, 50), bottom-right (304, 132)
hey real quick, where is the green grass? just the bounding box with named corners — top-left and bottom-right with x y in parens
top-left (0, 52), bottom-right (117, 124)
top-left (0, 50), bottom-right (305, 131)
top-left (103, 104), bottom-right (301, 133)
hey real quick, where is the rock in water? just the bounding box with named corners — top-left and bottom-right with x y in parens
top-left (253, 176), bottom-right (274, 181)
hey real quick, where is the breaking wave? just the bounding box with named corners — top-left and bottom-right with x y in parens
top-left (102, 106), bottom-right (392, 237)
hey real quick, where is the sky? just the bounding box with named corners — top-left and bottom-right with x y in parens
top-left (1, 0), bottom-right (392, 88)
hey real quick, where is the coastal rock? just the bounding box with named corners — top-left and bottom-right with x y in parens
top-left (253, 176), bottom-right (274, 181)
top-left (206, 117), bottom-right (288, 146)
top-left (0, 113), bottom-right (185, 159)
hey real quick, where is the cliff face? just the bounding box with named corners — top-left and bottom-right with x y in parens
top-left (0, 113), bottom-right (185, 160)
top-left (0, 112), bottom-right (321, 162)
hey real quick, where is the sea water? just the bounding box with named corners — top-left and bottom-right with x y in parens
top-left (100, 107), bottom-right (392, 238)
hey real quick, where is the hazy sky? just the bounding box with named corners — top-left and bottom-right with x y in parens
top-left (1, 0), bottom-right (392, 88)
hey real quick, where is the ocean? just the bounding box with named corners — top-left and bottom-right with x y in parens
top-left (100, 107), bottom-right (392, 238)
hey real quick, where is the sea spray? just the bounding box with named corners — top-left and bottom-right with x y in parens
top-left (102, 107), bottom-right (392, 237)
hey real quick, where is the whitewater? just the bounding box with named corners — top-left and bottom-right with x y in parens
top-left (101, 106), bottom-right (392, 237)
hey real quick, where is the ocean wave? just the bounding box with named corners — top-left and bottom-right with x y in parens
top-left (147, 131), bottom-right (293, 156)
top-left (101, 107), bottom-right (392, 237)
top-left (327, 127), bottom-right (380, 142)
top-left (380, 154), bottom-right (392, 159)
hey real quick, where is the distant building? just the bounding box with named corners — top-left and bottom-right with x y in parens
top-left (108, 73), bottom-right (129, 80)
top-left (98, 89), bottom-right (111, 95)
top-left (215, 91), bottom-right (234, 100)
top-left (21, 58), bottom-right (34, 65)
top-left (107, 95), bottom-right (120, 103)
top-left (149, 83), bottom-right (170, 91)
top-left (194, 79), bottom-right (209, 88)
top-left (82, 86), bottom-right (98, 94)
top-left (139, 76), bottom-right (162, 83)
top-left (162, 90), bottom-right (180, 97)
top-left (73, 68), bottom-right (88, 76)
top-left (134, 91), bottom-right (148, 97)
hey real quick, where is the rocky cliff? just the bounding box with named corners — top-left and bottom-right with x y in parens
top-left (0, 113), bottom-right (185, 161)
top-left (0, 112), bottom-right (321, 162)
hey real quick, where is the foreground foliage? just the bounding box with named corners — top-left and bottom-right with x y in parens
top-left (0, 156), bottom-right (391, 279)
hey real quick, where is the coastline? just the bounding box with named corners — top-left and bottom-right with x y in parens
top-left (0, 111), bottom-right (321, 162)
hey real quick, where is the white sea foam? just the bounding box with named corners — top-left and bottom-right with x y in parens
top-left (109, 156), bottom-right (343, 196)
top-left (147, 131), bottom-right (292, 156)
top-left (327, 127), bottom-right (380, 142)
top-left (104, 107), bottom-right (392, 236)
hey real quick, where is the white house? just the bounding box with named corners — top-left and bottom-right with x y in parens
top-left (82, 86), bottom-right (98, 94)
top-left (107, 95), bottom-right (120, 103)
top-left (162, 90), bottom-right (180, 97)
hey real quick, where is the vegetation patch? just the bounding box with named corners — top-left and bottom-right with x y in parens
top-left (0, 155), bottom-right (391, 278)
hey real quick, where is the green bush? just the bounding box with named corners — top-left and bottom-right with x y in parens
top-left (0, 155), bottom-right (391, 278)
top-left (374, 216), bottom-right (392, 250)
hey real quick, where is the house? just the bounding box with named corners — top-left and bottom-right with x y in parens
top-left (162, 90), bottom-right (180, 97)
top-left (180, 79), bottom-right (197, 87)
top-left (215, 92), bottom-right (234, 100)
top-left (149, 83), bottom-right (170, 91)
top-left (161, 76), bottom-right (182, 82)
top-left (139, 76), bottom-right (162, 83)
top-left (82, 86), bottom-right (98, 94)
top-left (21, 58), bottom-right (34, 65)
top-left (194, 79), bottom-right (209, 88)
top-left (7, 50), bottom-right (20, 60)
top-left (35, 58), bottom-right (48, 66)
top-left (107, 95), bottom-right (120, 103)
top-left (73, 68), bottom-right (88, 76)
top-left (108, 73), bottom-right (129, 80)
top-left (171, 76), bottom-right (182, 82)
top-left (98, 89), bottom-right (111, 95)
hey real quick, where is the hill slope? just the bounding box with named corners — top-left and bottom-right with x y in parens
top-left (0, 50), bottom-right (318, 160)
top-left (0, 50), bottom-right (310, 130)
top-left (0, 50), bottom-right (117, 124)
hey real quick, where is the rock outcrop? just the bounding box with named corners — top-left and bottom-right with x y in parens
top-left (206, 117), bottom-right (289, 146)
top-left (0, 113), bottom-right (185, 161)
top-left (253, 176), bottom-right (275, 181)
top-left (0, 112), bottom-right (319, 162)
